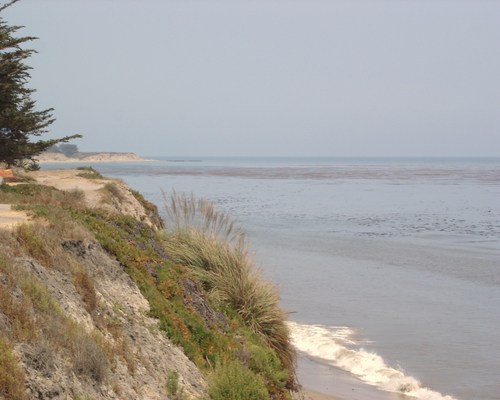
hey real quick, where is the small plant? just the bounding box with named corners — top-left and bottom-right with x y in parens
top-left (73, 268), bottom-right (98, 314)
top-left (166, 370), bottom-right (186, 399)
top-left (76, 166), bottom-right (104, 180)
top-left (207, 361), bottom-right (269, 400)
top-left (21, 274), bottom-right (60, 314)
top-left (0, 336), bottom-right (27, 400)
top-left (99, 182), bottom-right (127, 208)
top-left (104, 182), bottom-right (125, 200)
top-left (72, 334), bottom-right (109, 383)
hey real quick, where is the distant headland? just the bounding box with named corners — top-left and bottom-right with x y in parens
top-left (37, 151), bottom-right (146, 163)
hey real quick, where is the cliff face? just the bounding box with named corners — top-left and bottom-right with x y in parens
top-left (0, 169), bottom-right (296, 400)
top-left (12, 241), bottom-right (205, 400)
top-left (0, 170), bottom-right (205, 399)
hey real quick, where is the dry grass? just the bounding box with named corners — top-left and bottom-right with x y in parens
top-left (0, 232), bottom-right (111, 385)
top-left (72, 333), bottom-right (109, 382)
top-left (163, 192), bottom-right (295, 374)
top-left (14, 218), bottom-right (91, 270)
top-left (0, 282), bottom-right (37, 342)
top-left (73, 268), bottom-right (98, 314)
top-left (99, 182), bottom-right (126, 208)
top-left (0, 336), bottom-right (27, 400)
top-left (0, 252), bottom-right (38, 342)
top-left (0, 183), bottom-right (85, 209)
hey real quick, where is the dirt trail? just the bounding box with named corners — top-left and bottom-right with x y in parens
top-left (1, 169), bottom-right (158, 230)
top-left (0, 169), bottom-right (107, 230)
top-left (0, 203), bottom-right (30, 229)
top-left (28, 169), bottom-right (107, 208)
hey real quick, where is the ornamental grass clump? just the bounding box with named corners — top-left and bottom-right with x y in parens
top-left (163, 191), bottom-right (295, 376)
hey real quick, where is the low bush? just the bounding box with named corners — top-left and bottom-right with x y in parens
top-left (207, 361), bottom-right (269, 400)
top-left (76, 166), bottom-right (105, 180)
top-left (72, 334), bottom-right (109, 383)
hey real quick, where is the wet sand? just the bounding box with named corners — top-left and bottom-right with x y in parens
top-left (305, 389), bottom-right (340, 400)
top-left (298, 355), bottom-right (405, 400)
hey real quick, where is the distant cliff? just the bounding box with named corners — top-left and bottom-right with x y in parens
top-left (37, 151), bottom-right (145, 163)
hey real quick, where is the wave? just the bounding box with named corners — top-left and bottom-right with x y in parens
top-left (287, 321), bottom-right (457, 400)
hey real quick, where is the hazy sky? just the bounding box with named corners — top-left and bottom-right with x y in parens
top-left (3, 0), bottom-right (500, 157)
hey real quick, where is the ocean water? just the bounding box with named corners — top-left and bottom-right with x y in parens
top-left (44, 157), bottom-right (500, 400)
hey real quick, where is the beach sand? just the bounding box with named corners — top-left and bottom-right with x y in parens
top-left (304, 389), bottom-right (340, 400)
top-left (298, 355), bottom-right (401, 400)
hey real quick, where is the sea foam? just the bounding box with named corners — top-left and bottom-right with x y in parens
top-left (288, 321), bottom-right (457, 400)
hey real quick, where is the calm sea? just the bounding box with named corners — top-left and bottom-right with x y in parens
top-left (44, 157), bottom-right (500, 400)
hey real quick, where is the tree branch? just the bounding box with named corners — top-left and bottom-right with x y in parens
top-left (0, 0), bottom-right (21, 13)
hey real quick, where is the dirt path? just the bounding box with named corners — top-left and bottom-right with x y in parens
top-left (28, 169), bottom-right (108, 208)
top-left (0, 204), bottom-right (30, 229)
top-left (0, 169), bottom-right (108, 230)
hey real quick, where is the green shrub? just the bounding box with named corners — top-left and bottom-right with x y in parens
top-left (166, 370), bottom-right (186, 399)
top-left (248, 344), bottom-right (289, 395)
top-left (76, 166), bottom-right (104, 180)
top-left (207, 361), bottom-right (269, 400)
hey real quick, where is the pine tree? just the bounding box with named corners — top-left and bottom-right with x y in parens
top-left (0, 0), bottom-right (80, 168)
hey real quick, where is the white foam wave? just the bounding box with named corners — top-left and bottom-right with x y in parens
top-left (288, 321), bottom-right (458, 400)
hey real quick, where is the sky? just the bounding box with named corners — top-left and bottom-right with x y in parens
top-left (3, 0), bottom-right (500, 157)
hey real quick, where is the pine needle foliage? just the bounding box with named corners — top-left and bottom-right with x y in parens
top-left (0, 3), bottom-right (81, 168)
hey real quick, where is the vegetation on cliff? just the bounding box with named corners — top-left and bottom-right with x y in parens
top-left (0, 171), bottom-right (296, 399)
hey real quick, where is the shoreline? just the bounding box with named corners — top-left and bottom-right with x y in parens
top-left (297, 355), bottom-right (400, 400)
top-left (304, 389), bottom-right (341, 400)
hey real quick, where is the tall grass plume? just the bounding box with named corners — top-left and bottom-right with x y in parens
top-left (163, 191), bottom-right (296, 380)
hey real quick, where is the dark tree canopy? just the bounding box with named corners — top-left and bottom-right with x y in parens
top-left (0, 1), bottom-right (80, 168)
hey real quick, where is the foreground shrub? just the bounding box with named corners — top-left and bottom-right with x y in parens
top-left (207, 362), bottom-right (269, 400)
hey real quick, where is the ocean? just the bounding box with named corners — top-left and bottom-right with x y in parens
top-left (43, 157), bottom-right (500, 400)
